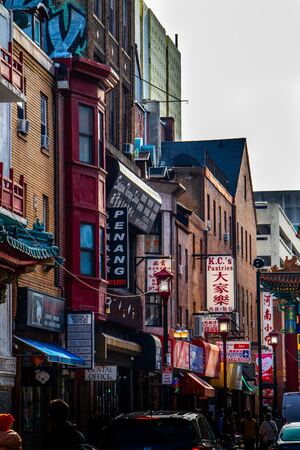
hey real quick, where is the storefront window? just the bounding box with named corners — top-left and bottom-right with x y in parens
top-left (145, 295), bottom-right (162, 327)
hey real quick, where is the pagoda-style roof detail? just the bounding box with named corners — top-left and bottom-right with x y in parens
top-left (260, 256), bottom-right (300, 301)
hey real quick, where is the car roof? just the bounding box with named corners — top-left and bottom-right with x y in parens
top-left (283, 422), bottom-right (300, 428)
top-left (113, 411), bottom-right (201, 421)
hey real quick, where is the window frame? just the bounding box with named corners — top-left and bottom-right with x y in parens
top-left (79, 104), bottom-right (94, 164)
top-left (40, 94), bottom-right (48, 139)
top-left (80, 223), bottom-right (95, 277)
top-left (99, 226), bottom-right (105, 280)
top-left (145, 295), bottom-right (162, 327)
top-left (94, 0), bottom-right (103, 22)
top-left (98, 110), bottom-right (104, 168)
top-left (42, 194), bottom-right (49, 231)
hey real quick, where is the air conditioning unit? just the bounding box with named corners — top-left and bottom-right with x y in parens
top-left (224, 232), bottom-right (231, 242)
top-left (178, 264), bottom-right (184, 276)
top-left (205, 220), bottom-right (211, 231)
top-left (123, 143), bottom-right (134, 160)
top-left (193, 315), bottom-right (204, 338)
top-left (41, 134), bottom-right (49, 149)
top-left (17, 118), bottom-right (29, 135)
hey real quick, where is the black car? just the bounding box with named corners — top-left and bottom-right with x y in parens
top-left (100, 410), bottom-right (223, 450)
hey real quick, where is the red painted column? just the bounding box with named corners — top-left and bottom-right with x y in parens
top-left (285, 333), bottom-right (298, 392)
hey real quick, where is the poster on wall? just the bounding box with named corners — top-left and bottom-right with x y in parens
top-left (262, 292), bottom-right (274, 350)
top-left (255, 352), bottom-right (273, 382)
top-left (217, 341), bottom-right (251, 363)
top-left (67, 312), bottom-right (94, 369)
top-left (206, 255), bottom-right (235, 312)
top-left (146, 258), bottom-right (172, 292)
top-left (107, 208), bottom-right (129, 289)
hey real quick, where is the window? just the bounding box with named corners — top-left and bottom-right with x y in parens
top-left (42, 195), bottom-right (49, 231)
top-left (207, 194), bottom-right (210, 221)
top-left (218, 205), bottom-right (222, 240)
top-left (122, 85), bottom-right (129, 145)
top-left (192, 233), bottom-right (195, 269)
top-left (98, 111), bottom-right (104, 168)
top-left (122, 0), bottom-right (129, 52)
top-left (94, 0), bottom-right (103, 22)
top-left (41, 94), bottom-right (48, 142)
top-left (145, 295), bottom-right (162, 327)
top-left (185, 309), bottom-right (189, 328)
top-left (224, 211), bottom-right (227, 233)
top-left (178, 306), bottom-right (182, 326)
top-left (249, 234), bottom-right (252, 264)
top-left (242, 287), bottom-right (245, 323)
top-left (193, 302), bottom-right (196, 314)
top-left (213, 200), bottom-right (216, 235)
top-left (200, 239), bottom-right (203, 272)
top-left (99, 227), bottom-right (105, 279)
top-left (34, 16), bottom-right (41, 46)
top-left (145, 214), bottom-right (162, 254)
top-left (17, 101), bottom-right (25, 120)
top-left (109, 0), bottom-right (118, 37)
top-left (261, 255), bottom-right (271, 266)
top-left (245, 230), bottom-right (248, 261)
top-left (241, 226), bottom-right (244, 257)
top-left (80, 223), bottom-right (95, 276)
top-left (229, 216), bottom-right (232, 248)
top-left (237, 222), bottom-right (239, 248)
top-left (244, 175), bottom-right (247, 200)
top-left (257, 224), bottom-right (271, 235)
top-left (178, 244), bottom-right (182, 265)
top-left (185, 249), bottom-right (188, 282)
top-left (108, 89), bottom-right (117, 145)
top-left (79, 105), bottom-right (94, 164)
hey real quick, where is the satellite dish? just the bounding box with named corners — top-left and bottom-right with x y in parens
top-left (13, 11), bottom-right (29, 29)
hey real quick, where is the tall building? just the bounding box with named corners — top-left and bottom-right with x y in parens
top-left (255, 190), bottom-right (300, 230)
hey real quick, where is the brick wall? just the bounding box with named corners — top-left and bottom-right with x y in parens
top-left (12, 35), bottom-right (61, 299)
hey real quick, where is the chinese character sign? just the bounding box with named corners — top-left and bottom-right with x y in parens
top-left (206, 256), bottom-right (235, 312)
top-left (146, 258), bottom-right (172, 292)
top-left (217, 341), bottom-right (251, 363)
top-left (262, 292), bottom-right (274, 350)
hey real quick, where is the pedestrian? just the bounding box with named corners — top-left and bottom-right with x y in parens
top-left (43, 399), bottom-right (86, 450)
top-left (240, 409), bottom-right (257, 450)
top-left (215, 409), bottom-right (225, 436)
top-left (259, 412), bottom-right (278, 450)
top-left (0, 413), bottom-right (22, 450)
top-left (225, 407), bottom-right (237, 440)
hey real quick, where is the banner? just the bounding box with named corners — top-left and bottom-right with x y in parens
top-left (107, 208), bottom-right (129, 288)
top-left (255, 352), bottom-right (273, 382)
top-left (262, 292), bottom-right (274, 349)
top-left (206, 255), bottom-right (235, 312)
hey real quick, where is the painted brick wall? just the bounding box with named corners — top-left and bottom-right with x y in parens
top-left (11, 33), bottom-right (61, 299)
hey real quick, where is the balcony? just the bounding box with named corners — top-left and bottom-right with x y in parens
top-left (0, 163), bottom-right (24, 218)
top-left (0, 42), bottom-right (26, 103)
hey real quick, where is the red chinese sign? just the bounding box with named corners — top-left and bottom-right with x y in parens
top-left (206, 256), bottom-right (235, 312)
top-left (146, 258), bottom-right (172, 292)
top-left (262, 292), bottom-right (274, 350)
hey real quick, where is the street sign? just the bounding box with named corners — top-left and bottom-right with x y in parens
top-left (67, 312), bottom-right (95, 369)
top-left (162, 366), bottom-right (173, 385)
top-left (217, 341), bottom-right (251, 363)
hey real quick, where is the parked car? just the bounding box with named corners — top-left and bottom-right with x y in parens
top-left (100, 411), bottom-right (223, 450)
top-left (282, 392), bottom-right (300, 424)
top-left (270, 422), bottom-right (300, 449)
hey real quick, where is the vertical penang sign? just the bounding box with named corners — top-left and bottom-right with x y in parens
top-left (107, 208), bottom-right (129, 288)
top-left (206, 255), bottom-right (235, 313)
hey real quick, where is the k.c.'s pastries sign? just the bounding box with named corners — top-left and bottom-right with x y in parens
top-left (106, 155), bottom-right (161, 233)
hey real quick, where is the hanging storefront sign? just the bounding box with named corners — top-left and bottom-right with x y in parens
top-left (285, 305), bottom-right (297, 334)
top-left (106, 155), bottom-right (161, 233)
top-left (17, 288), bottom-right (64, 333)
top-left (162, 366), bottom-right (173, 385)
top-left (85, 366), bottom-right (117, 382)
top-left (67, 312), bottom-right (94, 369)
top-left (262, 292), bottom-right (274, 349)
top-left (173, 340), bottom-right (189, 369)
top-left (256, 352), bottom-right (273, 382)
top-left (146, 258), bottom-right (172, 292)
top-left (189, 344), bottom-right (204, 374)
top-left (206, 255), bottom-right (235, 313)
top-left (107, 208), bottom-right (129, 289)
top-left (217, 341), bottom-right (251, 363)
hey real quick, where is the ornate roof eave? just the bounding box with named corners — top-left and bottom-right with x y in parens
top-left (260, 256), bottom-right (300, 302)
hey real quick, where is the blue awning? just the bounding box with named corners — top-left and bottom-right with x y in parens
top-left (14, 335), bottom-right (85, 367)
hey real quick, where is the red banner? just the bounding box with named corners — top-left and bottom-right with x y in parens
top-left (255, 352), bottom-right (273, 382)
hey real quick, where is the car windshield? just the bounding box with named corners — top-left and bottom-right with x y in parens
top-left (281, 427), bottom-right (300, 441)
top-left (104, 417), bottom-right (198, 445)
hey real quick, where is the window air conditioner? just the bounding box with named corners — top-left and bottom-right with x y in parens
top-left (41, 134), bottom-right (49, 149)
top-left (193, 315), bottom-right (204, 338)
top-left (17, 118), bottom-right (29, 135)
top-left (178, 264), bottom-right (184, 276)
top-left (224, 232), bottom-right (231, 242)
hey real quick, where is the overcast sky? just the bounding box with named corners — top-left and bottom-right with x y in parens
top-left (145, 0), bottom-right (300, 191)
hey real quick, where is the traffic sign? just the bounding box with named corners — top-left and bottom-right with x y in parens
top-left (162, 366), bottom-right (173, 385)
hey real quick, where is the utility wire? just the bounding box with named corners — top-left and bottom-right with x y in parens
top-left (3, 205), bottom-right (168, 299)
top-left (134, 73), bottom-right (188, 104)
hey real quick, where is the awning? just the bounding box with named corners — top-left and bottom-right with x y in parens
top-left (193, 339), bottom-right (220, 378)
top-left (96, 333), bottom-right (141, 359)
top-left (14, 335), bottom-right (85, 367)
top-left (133, 333), bottom-right (162, 370)
top-left (211, 362), bottom-right (243, 390)
top-left (106, 155), bottom-right (161, 233)
top-left (180, 372), bottom-right (215, 398)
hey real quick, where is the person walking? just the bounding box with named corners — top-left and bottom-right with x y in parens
top-left (43, 399), bottom-right (86, 450)
top-left (0, 414), bottom-right (22, 450)
top-left (259, 413), bottom-right (278, 450)
top-left (240, 409), bottom-right (257, 450)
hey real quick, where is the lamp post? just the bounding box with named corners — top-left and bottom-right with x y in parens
top-left (268, 329), bottom-right (279, 417)
top-left (253, 257), bottom-right (265, 424)
top-left (218, 314), bottom-right (231, 419)
top-left (154, 267), bottom-right (173, 410)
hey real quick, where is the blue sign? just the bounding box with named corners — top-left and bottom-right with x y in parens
top-left (189, 344), bottom-right (204, 374)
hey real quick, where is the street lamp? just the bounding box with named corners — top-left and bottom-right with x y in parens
top-left (154, 267), bottom-right (173, 409)
top-left (173, 325), bottom-right (189, 339)
top-left (218, 314), bottom-right (231, 418)
top-left (268, 329), bottom-right (279, 416)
